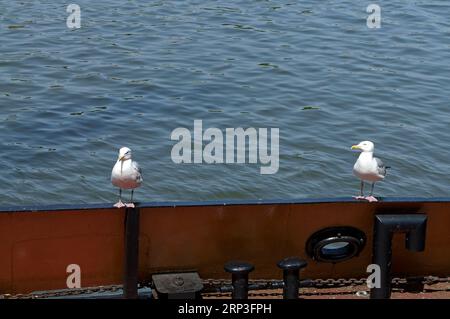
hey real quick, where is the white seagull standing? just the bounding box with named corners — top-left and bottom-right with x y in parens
top-left (111, 147), bottom-right (143, 208)
top-left (351, 141), bottom-right (389, 202)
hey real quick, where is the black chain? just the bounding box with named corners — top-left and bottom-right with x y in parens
top-left (201, 276), bottom-right (450, 298)
top-left (1, 276), bottom-right (448, 299)
top-left (0, 284), bottom-right (123, 299)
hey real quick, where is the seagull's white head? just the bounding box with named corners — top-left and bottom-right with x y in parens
top-left (118, 147), bottom-right (132, 161)
top-left (351, 141), bottom-right (374, 152)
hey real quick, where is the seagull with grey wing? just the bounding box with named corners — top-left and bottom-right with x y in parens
top-left (111, 147), bottom-right (143, 208)
top-left (351, 141), bottom-right (389, 202)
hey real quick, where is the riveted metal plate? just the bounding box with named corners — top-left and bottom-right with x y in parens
top-left (152, 272), bottom-right (203, 294)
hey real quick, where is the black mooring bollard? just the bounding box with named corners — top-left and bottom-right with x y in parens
top-left (370, 214), bottom-right (427, 299)
top-left (123, 206), bottom-right (140, 299)
top-left (277, 257), bottom-right (307, 299)
top-left (224, 261), bottom-right (254, 299)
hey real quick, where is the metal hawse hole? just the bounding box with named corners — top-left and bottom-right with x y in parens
top-left (305, 226), bottom-right (366, 263)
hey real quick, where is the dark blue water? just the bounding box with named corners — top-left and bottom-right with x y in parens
top-left (1, 1), bottom-right (450, 205)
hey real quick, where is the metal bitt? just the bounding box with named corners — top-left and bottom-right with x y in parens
top-left (370, 214), bottom-right (427, 299)
top-left (277, 257), bottom-right (307, 299)
top-left (224, 261), bottom-right (255, 299)
top-left (123, 206), bottom-right (140, 299)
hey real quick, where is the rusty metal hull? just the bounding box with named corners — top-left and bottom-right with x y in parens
top-left (0, 197), bottom-right (449, 294)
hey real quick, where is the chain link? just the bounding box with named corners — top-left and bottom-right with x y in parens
top-left (203, 276), bottom-right (450, 289)
top-left (1, 276), bottom-right (448, 299)
top-left (0, 284), bottom-right (123, 299)
top-left (201, 275), bottom-right (450, 298)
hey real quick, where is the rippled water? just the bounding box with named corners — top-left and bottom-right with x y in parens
top-left (1, 1), bottom-right (450, 205)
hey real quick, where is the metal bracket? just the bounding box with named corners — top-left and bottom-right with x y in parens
top-left (370, 214), bottom-right (427, 299)
top-left (152, 272), bottom-right (204, 299)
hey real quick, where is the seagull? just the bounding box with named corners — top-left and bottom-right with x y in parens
top-left (351, 141), bottom-right (389, 202)
top-left (111, 147), bottom-right (143, 208)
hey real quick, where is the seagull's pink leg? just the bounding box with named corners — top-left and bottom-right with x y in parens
top-left (365, 196), bottom-right (378, 202)
top-left (353, 181), bottom-right (366, 200)
top-left (114, 201), bottom-right (126, 208)
top-left (113, 189), bottom-right (126, 208)
top-left (125, 189), bottom-right (135, 208)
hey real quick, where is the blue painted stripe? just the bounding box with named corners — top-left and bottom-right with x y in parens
top-left (0, 197), bottom-right (447, 213)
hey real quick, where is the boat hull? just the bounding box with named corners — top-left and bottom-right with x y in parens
top-left (0, 198), bottom-right (448, 294)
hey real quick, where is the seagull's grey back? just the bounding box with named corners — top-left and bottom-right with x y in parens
top-left (374, 157), bottom-right (387, 177)
top-left (132, 161), bottom-right (143, 183)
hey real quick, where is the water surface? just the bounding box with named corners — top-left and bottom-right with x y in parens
top-left (1, 1), bottom-right (450, 205)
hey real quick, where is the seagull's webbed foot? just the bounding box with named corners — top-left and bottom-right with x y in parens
top-left (125, 202), bottom-right (135, 208)
top-left (365, 196), bottom-right (378, 202)
top-left (353, 196), bottom-right (366, 200)
top-left (114, 201), bottom-right (126, 208)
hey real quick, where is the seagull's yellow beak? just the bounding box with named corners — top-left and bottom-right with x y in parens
top-left (118, 155), bottom-right (125, 161)
top-left (351, 145), bottom-right (361, 150)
